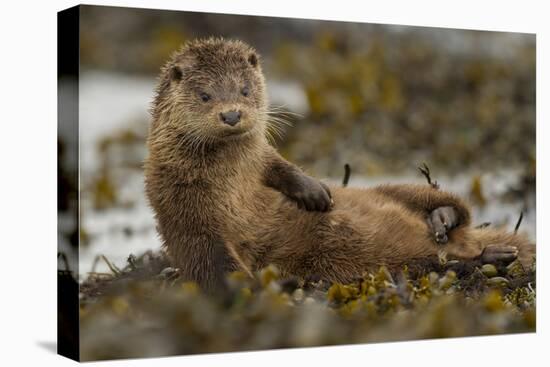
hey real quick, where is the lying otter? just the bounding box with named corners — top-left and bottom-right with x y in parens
top-left (144, 38), bottom-right (535, 291)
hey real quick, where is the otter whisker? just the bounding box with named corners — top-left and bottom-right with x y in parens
top-left (268, 118), bottom-right (293, 129)
top-left (268, 104), bottom-right (303, 118)
top-left (264, 127), bottom-right (280, 144)
top-left (264, 119), bottom-right (287, 142)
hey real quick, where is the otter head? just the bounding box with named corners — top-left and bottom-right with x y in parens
top-left (152, 38), bottom-right (268, 150)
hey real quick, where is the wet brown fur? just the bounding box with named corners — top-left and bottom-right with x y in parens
top-left (144, 38), bottom-right (535, 291)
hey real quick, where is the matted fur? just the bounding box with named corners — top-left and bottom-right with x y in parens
top-left (144, 38), bottom-right (535, 290)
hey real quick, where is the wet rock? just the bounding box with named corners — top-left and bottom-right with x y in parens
top-left (292, 288), bottom-right (305, 303)
top-left (487, 277), bottom-right (510, 287)
top-left (159, 267), bottom-right (178, 278)
top-left (481, 264), bottom-right (498, 278)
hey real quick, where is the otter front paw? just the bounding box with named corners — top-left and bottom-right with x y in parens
top-left (427, 206), bottom-right (460, 244)
top-left (288, 177), bottom-right (333, 212)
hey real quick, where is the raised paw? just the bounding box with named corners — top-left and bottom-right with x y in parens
top-left (428, 206), bottom-right (459, 244)
top-left (480, 244), bottom-right (518, 264)
top-left (290, 177), bottom-right (333, 212)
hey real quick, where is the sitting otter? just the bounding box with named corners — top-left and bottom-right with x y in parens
top-left (144, 38), bottom-right (535, 291)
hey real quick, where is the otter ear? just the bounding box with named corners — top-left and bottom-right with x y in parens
top-left (247, 52), bottom-right (259, 68)
top-left (169, 65), bottom-right (183, 82)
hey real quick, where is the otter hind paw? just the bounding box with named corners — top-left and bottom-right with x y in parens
top-left (480, 244), bottom-right (518, 264)
top-left (428, 206), bottom-right (459, 244)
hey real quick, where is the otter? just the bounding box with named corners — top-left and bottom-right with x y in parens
top-left (144, 38), bottom-right (535, 292)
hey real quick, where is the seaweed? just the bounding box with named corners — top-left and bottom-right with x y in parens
top-left (79, 251), bottom-right (535, 361)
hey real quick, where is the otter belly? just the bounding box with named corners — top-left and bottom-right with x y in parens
top-left (237, 186), bottom-right (440, 282)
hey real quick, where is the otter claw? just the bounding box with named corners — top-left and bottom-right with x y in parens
top-left (290, 178), bottom-right (332, 212)
top-left (429, 206), bottom-right (459, 245)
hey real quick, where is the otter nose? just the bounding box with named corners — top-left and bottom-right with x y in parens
top-left (220, 110), bottom-right (241, 126)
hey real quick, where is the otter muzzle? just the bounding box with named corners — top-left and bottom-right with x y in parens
top-left (220, 111), bottom-right (241, 126)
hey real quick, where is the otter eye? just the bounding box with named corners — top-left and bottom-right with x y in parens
top-left (200, 92), bottom-right (211, 102)
top-left (241, 86), bottom-right (250, 97)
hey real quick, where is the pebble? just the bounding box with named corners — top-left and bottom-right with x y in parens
top-left (292, 288), bottom-right (305, 303)
top-left (160, 267), bottom-right (177, 278)
top-left (487, 277), bottom-right (510, 287)
top-left (481, 264), bottom-right (498, 278)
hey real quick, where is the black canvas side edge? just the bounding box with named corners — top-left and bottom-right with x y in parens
top-left (57, 4), bottom-right (80, 362)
